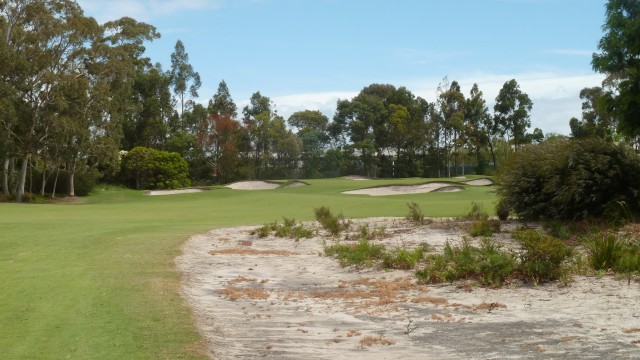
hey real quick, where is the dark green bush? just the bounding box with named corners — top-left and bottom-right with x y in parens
top-left (497, 138), bottom-right (640, 220)
top-left (495, 199), bottom-right (511, 221)
top-left (514, 229), bottom-right (572, 283)
top-left (120, 147), bottom-right (191, 190)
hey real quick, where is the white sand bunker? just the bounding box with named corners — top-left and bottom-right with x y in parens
top-left (344, 175), bottom-right (371, 180)
top-left (343, 182), bottom-right (458, 196)
top-left (463, 178), bottom-right (494, 186)
top-left (146, 189), bottom-right (204, 196)
top-left (283, 181), bottom-right (308, 188)
top-left (226, 181), bottom-right (280, 190)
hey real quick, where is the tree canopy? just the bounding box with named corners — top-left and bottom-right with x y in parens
top-left (592, 0), bottom-right (640, 140)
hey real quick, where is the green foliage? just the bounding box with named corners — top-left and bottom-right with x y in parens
top-left (514, 229), bottom-right (573, 283)
top-left (382, 245), bottom-right (428, 270)
top-left (467, 201), bottom-right (488, 220)
top-left (497, 138), bottom-right (640, 220)
top-left (584, 231), bottom-right (640, 279)
top-left (314, 206), bottom-right (348, 236)
top-left (543, 221), bottom-right (570, 240)
top-left (469, 217), bottom-right (500, 237)
top-left (120, 147), bottom-right (191, 190)
top-left (252, 217), bottom-right (314, 241)
top-left (495, 199), bottom-right (511, 221)
top-left (351, 223), bottom-right (386, 241)
top-left (324, 240), bottom-right (386, 268)
top-left (592, 0), bottom-right (640, 139)
top-left (406, 201), bottom-right (425, 225)
top-left (415, 238), bottom-right (516, 287)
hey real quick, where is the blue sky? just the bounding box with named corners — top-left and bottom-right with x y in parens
top-left (77, 0), bottom-right (608, 134)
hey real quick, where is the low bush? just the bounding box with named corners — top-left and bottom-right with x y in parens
top-left (469, 218), bottom-right (500, 237)
top-left (585, 232), bottom-right (623, 270)
top-left (314, 206), bottom-right (348, 236)
top-left (382, 245), bottom-right (428, 270)
top-left (324, 240), bottom-right (385, 268)
top-left (406, 202), bottom-right (425, 225)
top-left (585, 231), bottom-right (640, 280)
top-left (415, 238), bottom-right (516, 287)
top-left (468, 202), bottom-right (488, 220)
top-left (352, 223), bottom-right (386, 241)
top-left (514, 229), bottom-right (573, 283)
top-left (252, 217), bottom-right (314, 241)
top-left (495, 199), bottom-right (511, 221)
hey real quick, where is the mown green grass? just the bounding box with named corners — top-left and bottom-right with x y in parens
top-left (0, 177), bottom-right (495, 359)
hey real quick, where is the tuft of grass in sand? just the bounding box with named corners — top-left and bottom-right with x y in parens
top-left (359, 335), bottom-right (396, 348)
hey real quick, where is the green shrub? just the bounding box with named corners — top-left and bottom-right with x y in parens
top-left (406, 202), bottom-right (425, 225)
top-left (252, 217), bottom-right (313, 241)
top-left (514, 229), bottom-right (572, 283)
top-left (585, 232), bottom-right (622, 270)
top-left (415, 238), bottom-right (516, 286)
top-left (544, 221), bottom-right (570, 240)
top-left (585, 231), bottom-right (640, 279)
top-left (352, 223), bottom-right (386, 241)
top-left (476, 238), bottom-right (517, 286)
top-left (469, 218), bottom-right (500, 237)
top-left (120, 147), bottom-right (191, 190)
top-left (468, 202), bottom-right (488, 220)
top-left (382, 245), bottom-right (427, 270)
top-left (497, 138), bottom-right (640, 220)
top-left (314, 206), bottom-right (347, 236)
top-left (495, 199), bottom-right (511, 221)
top-left (324, 240), bottom-right (385, 268)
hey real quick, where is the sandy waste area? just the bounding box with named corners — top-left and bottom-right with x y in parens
top-left (176, 218), bottom-right (640, 359)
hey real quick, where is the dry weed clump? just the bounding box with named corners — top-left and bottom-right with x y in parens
top-left (219, 287), bottom-right (270, 301)
top-left (359, 335), bottom-right (396, 348)
top-left (623, 328), bottom-right (640, 333)
top-left (227, 276), bottom-right (257, 285)
top-left (210, 248), bottom-right (295, 256)
top-left (411, 296), bottom-right (449, 306)
top-left (473, 302), bottom-right (507, 312)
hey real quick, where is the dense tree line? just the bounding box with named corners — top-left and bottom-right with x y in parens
top-left (3, 0), bottom-right (638, 199)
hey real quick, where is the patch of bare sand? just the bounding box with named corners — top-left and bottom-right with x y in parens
top-left (284, 181), bottom-right (308, 188)
top-left (146, 189), bottom-right (204, 196)
top-left (343, 183), bottom-right (458, 196)
top-left (177, 218), bottom-right (640, 359)
top-left (463, 178), bottom-right (494, 186)
top-left (226, 181), bottom-right (280, 190)
top-left (344, 175), bottom-right (371, 180)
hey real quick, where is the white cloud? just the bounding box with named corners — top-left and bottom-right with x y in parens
top-left (77, 0), bottom-right (222, 23)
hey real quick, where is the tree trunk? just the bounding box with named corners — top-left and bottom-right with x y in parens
top-left (68, 160), bottom-right (76, 197)
top-left (52, 167), bottom-right (60, 199)
top-left (488, 139), bottom-right (498, 169)
top-left (40, 160), bottom-right (47, 196)
top-left (16, 154), bottom-right (29, 202)
top-left (3, 157), bottom-right (9, 196)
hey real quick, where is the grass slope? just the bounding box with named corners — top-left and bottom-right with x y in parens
top-left (0, 177), bottom-right (495, 359)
